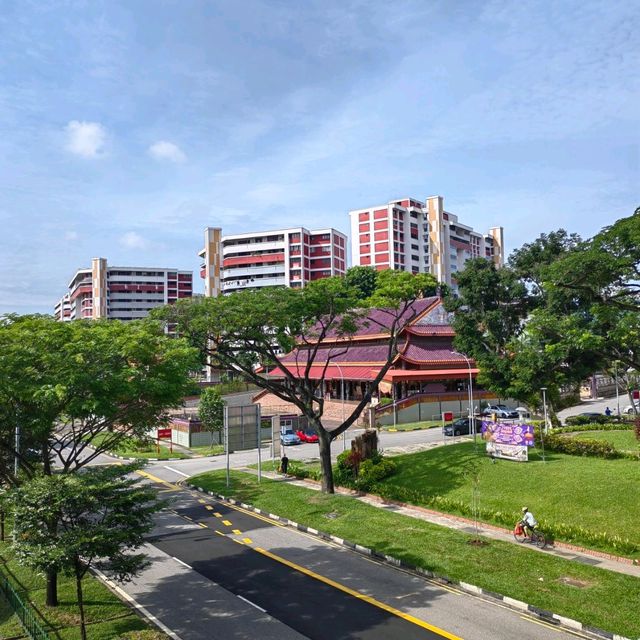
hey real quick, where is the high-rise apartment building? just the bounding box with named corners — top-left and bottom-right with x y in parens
top-left (54, 258), bottom-right (192, 321)
top-left (199, 226), bottom-right (347, 297)
top-left (349, 196), bottom-right (504, 289)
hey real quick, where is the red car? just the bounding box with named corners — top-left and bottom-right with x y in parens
top-left (296, 428), bottom-right (319, 443)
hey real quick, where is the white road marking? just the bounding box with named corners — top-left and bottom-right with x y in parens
top-left (172, 556), bottom-right (192, 569)
top-left (237, 595), bottom-right (267, 613)
top-left (163, 465), bottom-right (190, 478)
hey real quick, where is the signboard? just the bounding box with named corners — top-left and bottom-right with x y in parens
top-left (481, 421), bottom-right (535, 447)
top-left (481, 421), bottom-right (535, 463)
top-left (442, 412), bottom-right (454, 422)
top-left (156, 427), bottom-right (172, 454)
top-left (224, 404), bottom-right (262, 487)
top-left (486, 441), bottom-right (528, 462)
top-left (633, 390), bottom-right (639, 400)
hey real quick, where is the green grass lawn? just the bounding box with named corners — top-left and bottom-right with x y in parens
top-left (0, 531), bottom-right (164, 640)
top-left (377, 443), bottom-right (640, 556)
top-left (189, 470), bottom-right (640, 639)
top-left (574, 430), bottom-right (640, 452)
top-left (89, 433), bottom-right (188, 460)
top-left (380, 420), bottom-right (442, 431)
top-left (187, 444), bottom-right (224, 456)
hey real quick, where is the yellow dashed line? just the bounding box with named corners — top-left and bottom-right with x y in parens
top-left (222, 520), bottom-right (232, 526)
top-left (243, 537), bottom-right (253, 544)
top-left (205, 505), bottom-right (214, 511)
top-left (232, 538), bottom-right (245, 546)
top-left (199, 522), bottom-right (208, 529)
top-left (198, 499), bottom-right (206, 504)
top-left (214, 530), bottom-right (225, 537)
top-left (213, 512), bottom-right (222, 518)
top-left (232, 529), bottom-right (242, 535)
top-left (253, 546), bottom-right (461, 639)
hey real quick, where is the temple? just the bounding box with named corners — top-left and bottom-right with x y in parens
top-left (258, 297), bottom-right (496, 424)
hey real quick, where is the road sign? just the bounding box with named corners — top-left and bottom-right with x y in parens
top-left (442, 411), bottom-right (453, 422)
top-left (157, 428), bottom-right (172, 439)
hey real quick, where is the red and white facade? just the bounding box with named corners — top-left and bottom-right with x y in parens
top-left (55, 258), bottom-right (192, 321)
top-left (350, 196), bottom-right (504, 290)
top-left (199, 226), bottom-right (347, 297)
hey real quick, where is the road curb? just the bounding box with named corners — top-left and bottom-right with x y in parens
top-left (189, 482), bottom-right (632, 640)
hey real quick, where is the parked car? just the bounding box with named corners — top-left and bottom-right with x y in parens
top-left (444, 418), bottom-right (474, 436)
top-left (296, 428), bottom-right (319, 443)
top-left (280, 426), bottom-right (301, 446)
top-left (578, 411), bottom-right (602, 419)
top-left (623, 401), bottom-right (639, 415)
top-left (481, 404), bottom-right (518, 419)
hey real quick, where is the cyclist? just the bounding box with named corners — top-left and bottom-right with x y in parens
top-left (520, 507), bottom-right (538, 538)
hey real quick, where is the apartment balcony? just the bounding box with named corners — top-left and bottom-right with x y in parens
top-left (222, 276), bottom-right (286, 291)
top-left (222, 263), bottom-right (286, 279)
top-left (222, 240), bottom-right (285, 255)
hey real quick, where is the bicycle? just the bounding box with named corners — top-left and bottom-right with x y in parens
top-left (513, 522), bottom-right (547, 548)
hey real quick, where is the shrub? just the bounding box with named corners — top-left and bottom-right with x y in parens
top-left (565, 414), bottom-right (617, 426)
top-left (378, 397), bottom-right (393, 406)
top-left (355, 457), bottom-right (397, 491)
top-left (543, 432), bottom-right (621, 459)
top-left (553, 422), bottom-right (635, 434)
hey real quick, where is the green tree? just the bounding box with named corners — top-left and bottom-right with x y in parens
top-left (0, 315), bottom-right (198, 605)
top-left (344, 266), bottom-right (378, 300)
top-left (156, 271), bottom-right (437, 492)
top-left (12, 465), bottom-right (161, 640)
top-left (446, 208), bottom-right (639, 414)
top-left (199, 386), bottom-right (225, 449)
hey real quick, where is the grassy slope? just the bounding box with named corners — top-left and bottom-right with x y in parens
top-left (190, 470), bottom-right (640, 639)
top-left (382, 442), bottom-right (640, 550)
top-left (575, 430), bottom-right (640, 452)
top-left (381, 420), bottom-right (442, 431)
top-left (0, 532), bottom-right (162, 639)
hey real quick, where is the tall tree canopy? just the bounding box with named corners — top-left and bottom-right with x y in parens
top-left (156, 270), bottom-right (437, 492)
top-left (12, 464), bottom-right (161, 640)
top-left (446, 208), bottom-right (639, 413)
top-left (0, 315), bottom-right (197, 605)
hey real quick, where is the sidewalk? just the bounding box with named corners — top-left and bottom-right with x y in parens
top-left (240, 467), bottom-right (640, 579)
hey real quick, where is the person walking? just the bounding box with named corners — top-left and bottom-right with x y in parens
top-left (280, 454), bottom-right (289, 475)
top-left (605, 406), bottom-right (612, 417)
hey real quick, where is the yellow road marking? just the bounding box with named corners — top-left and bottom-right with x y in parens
top-left (253, 547), bottom-right (461, 639)
top-left (222, 520), bottom-right (232, 526)
top-left (243, 537), bottom-right (253, 544)
top-left (198, 499), bottom-right (206, 504)
top-left (232, 529), bottom-right (242, 535)
top-left (199, 522), bottom-right (208, 529)
top-left (205, 505), bottom-right (214, 511)
top-left (183, 515), bottom-right (193, 521)
top-left (213, 512), bottom-right (222, 518)
top-left (214, 530), bottom-right (225, 537)
top-left (136, 469), bottom-right (180, 491)
top-left (232, 538), bottom-right (245, 546)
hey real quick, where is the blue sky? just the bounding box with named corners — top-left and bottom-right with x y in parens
top-left (0, 0), bottom-right (638, 314)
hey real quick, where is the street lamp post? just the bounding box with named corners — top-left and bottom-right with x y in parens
top-left (541, 387), bottom-right (549, 434)
top-left (454, 351), bottom-right (476, 448)
top-left (333, 362), bottom-right (346, 451)
top-left (614, 361), bottom-right (620, 417)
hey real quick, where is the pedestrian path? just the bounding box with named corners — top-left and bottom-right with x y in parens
top-left (238, 467), bottom-right (640, 579)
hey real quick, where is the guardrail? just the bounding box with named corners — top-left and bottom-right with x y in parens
top-left (0, 571), bottom-right (50, 640)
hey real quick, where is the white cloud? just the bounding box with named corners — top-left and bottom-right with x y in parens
top-left (65, 120), bottom-right (106, 157)
top-left (64, 231), bottom-right (79, 241)
top-left (119, 231), bottom-right (148, 249)
top-left (148, 141), bottom-right (187, 163)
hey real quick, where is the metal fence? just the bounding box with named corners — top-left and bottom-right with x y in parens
top-left (0, 572), bottom-right (50, 640)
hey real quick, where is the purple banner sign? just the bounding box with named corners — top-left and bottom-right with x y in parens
top-left (481, 421), bottom-right (535, 447)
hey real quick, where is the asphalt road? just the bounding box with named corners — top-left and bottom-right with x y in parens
top-left (122, 470), bottom-right (589, 640)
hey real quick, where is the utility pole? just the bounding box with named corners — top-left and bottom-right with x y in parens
top-left (14, 424), bottom-right (20, 477)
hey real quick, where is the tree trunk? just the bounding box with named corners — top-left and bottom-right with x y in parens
top-left (0, 509), bottom-right (4, 542)
top-left (75, 560), bottom-right (87, 640)
top-left (315, 420), bottom-right (334, 494)
top-left (46, 571), bottom-right (58, 607)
